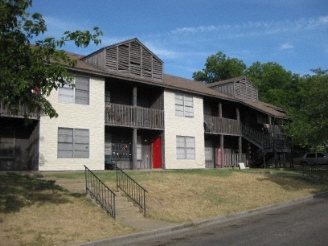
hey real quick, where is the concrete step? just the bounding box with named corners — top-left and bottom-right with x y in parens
top-left (42, 176), bottom-right (178, 231)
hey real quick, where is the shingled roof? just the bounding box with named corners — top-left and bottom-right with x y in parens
top-left (65, 48), bottom-right (286, 119)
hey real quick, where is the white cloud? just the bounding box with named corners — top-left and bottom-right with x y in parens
top-left (279, 43), bottom-right (294, 50)
top-left (172, 25), bottom-right (220, 34)
top-left (169, 16), bottom-right (328, 38)
top-left (144, 42), bottom-right (180, 59)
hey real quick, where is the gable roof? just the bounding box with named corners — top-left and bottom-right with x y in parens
top-left (207, 76), bottom-right (258, 102)
top-left (64, 41), bottom-right (287, 119)
top-left (82, 38), bottom-right (163, 81)
top-left (163, 74), bottom-right (286, 119)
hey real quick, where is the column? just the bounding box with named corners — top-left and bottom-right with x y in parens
top-left (132, 86), bottom-right (137, 169)
top-left (236, 107), bottom-right (242, 162)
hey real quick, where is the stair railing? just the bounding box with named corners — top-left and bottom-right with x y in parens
top-left (114, 165), bottom-right (148, 216)
top-left (84, 165), bottom-right (116, 219)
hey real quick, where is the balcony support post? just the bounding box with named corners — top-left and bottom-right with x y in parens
top-left (220, 134), bottom-right (224, 167)
top-left (236, 107), bottom-right (242, 161)
top-left (218, 102), bottom-right (222, 118)
top-left (132, 128), bottom-right (137, 170)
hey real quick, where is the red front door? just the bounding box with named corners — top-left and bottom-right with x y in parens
top-left (152, 136), bottom-right (162, 168)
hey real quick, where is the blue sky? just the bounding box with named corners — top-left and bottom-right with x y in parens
top-left (29, 0), bottom-right (328, 79)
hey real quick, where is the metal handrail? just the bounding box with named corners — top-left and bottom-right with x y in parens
top-left (114, 165), bottom-right (148, 216)
top-left (84, 165), bottom-right (116, 219)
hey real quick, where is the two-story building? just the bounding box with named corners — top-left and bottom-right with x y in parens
top-left (0, 38), bottom-right (290, 171)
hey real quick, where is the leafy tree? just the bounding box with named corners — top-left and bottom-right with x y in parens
top-left (285, 68), bottom-right (328, 150)
top-left (245, 61), bottom-right (300, 109)
top-left (0, 0), bottom-right (103, 118)
top-left (193, 51), bottom-right (246, 83)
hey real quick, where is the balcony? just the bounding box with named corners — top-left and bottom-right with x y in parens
top-left (0, 102), bottom-right (39, 119)
top-left (105, 103), bottom-right (164, 130)
top-left (204, 115), bottom-right (241, 136)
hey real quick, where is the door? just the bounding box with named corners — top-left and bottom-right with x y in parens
top-left (152, 136), bottom-right (162, 168)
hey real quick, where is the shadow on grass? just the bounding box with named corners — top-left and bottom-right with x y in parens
top-left (0, 172), bottom-right (72, 214)
top-left (256, 171), bottom-right (328, 194)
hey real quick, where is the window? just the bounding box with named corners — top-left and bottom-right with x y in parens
top-left (0, 128), bottom-right (15, 157)
top-left (58, 128), bottom-right (89, 158)
top-left (175, 93), bottom-right (194, 117)
top-left (317, 153), bottom-right (326, 158)
top-left (306, 153), bottom-right (315, 158)
top-left (205, 147), bottom-right (213, 161)
top-left (58, 76), bottom-right (89, 105)
top-left (176, 136), bottom-right (195, 159)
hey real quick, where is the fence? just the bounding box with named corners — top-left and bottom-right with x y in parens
top-left (302, 164), bottom-right (328, 180)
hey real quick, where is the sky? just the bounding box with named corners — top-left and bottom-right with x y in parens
top-left (29, 0), bottom-right (328, 79)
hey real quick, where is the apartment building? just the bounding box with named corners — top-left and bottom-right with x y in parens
top-left (0, 38), bottom-right (290, 171)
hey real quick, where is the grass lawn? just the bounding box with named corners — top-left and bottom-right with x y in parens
top-left (1, 168), bottom-right (327, 245)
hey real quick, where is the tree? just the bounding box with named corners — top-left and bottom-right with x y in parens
top-left (0, 0), bottom-right (103, 118)
top-left (192, 51), bottom-right (246, 83)
top-left (245, 61), bottom-right (300, 109)
top-left (285, 68), bottom-right (328, 150)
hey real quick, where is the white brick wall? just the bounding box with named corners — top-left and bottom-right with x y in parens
top-left (39, 77), bottom-right (105, 171)
top-left (164, 90), bottom-right (205, 169)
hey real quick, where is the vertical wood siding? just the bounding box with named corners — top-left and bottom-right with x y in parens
top-left (105, 103), bottom-right (164, 130)
top-left (85, 39), bottom-right (163, 81)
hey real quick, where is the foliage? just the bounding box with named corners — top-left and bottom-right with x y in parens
top-left (285, 69), bottom-right (328, 150)
top-left (0, 0), bottom-right (102, 118)
top-left (193, 50), bottom-right (327, 152)
top-left (245, 61), bottom-right (301, 109)
top-left (192, 51), bottom-right (246, 83)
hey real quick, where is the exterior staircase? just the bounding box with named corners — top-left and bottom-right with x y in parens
top-left (114, 191), bottom-right (143, 221)
top-left (241, 124), bottom-right (291, 167)
top-left (42, 175), bottom-right (175, 230)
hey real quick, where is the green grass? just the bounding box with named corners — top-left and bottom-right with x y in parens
top-left (1, 168), bottom-right (327, 245)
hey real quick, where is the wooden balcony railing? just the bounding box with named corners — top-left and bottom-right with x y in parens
top-left (0, 102), bottom-right (39, 119)
top-left (242, 124), bottom-right (291, 151)
top-left (204, 115), bottom-right (241, 136)
top-left (105, 103), bottom-right (164, 130)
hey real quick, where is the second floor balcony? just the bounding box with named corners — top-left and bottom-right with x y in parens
top-left (204, 115), bottom-right (241, 136)
top-left (0, 102), bottom-right (39, 119)
top-left (105, 103), bottom-right (164, 130)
